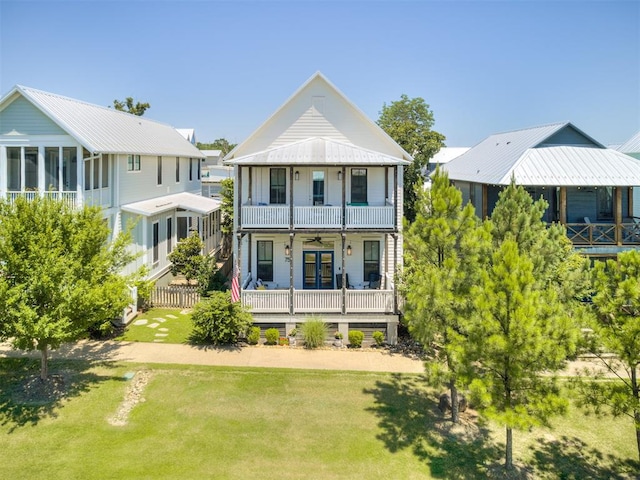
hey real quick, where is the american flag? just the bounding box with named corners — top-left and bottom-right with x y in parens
top-left (231, 262), bottom-right (240, 303)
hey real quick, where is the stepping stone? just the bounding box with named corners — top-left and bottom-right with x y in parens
top-left (153, 339), bottom-right (165, 343)
top-left (155, 333), bottom-right (168, 337)
top-left (166, 314), bottom-right (178, 319)
top-left (133, 319), bottom-right (148, 326)
top-left (158, 328), bottom-right (169, 332)
top-left (123, 372), bottom-right (135, 380)
top-left (147, 323), bottom-right (159, 329)
top-left (180, 309), bottom-right (191, 315)
top-left (153, 317), bottom-right (167, 323)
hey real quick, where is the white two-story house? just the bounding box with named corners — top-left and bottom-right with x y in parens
top-left (0, 85), bottom-right (222, 281)
top-left (225, 72), bottom-right (412, 344)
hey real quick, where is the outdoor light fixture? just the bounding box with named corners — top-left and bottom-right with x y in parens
top-left (338, 171), bottom-right (343, 181)
top-left (347, 245), bottom-right (352, 256)
top-left (295, 171), bottom-right (300, 181)
top-left (285, 244), bottom-right (291, 256)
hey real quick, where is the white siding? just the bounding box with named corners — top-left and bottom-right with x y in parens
top-left (0, 96), bottom-right (66, 136)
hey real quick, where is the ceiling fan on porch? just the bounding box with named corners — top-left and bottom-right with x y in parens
top-left (303, 236), bottom-right (332, 248)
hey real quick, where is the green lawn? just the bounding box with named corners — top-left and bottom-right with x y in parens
top-left (0, 358), bottom-right (636, 479)
top-left (115, 308), bottom-right (192, 344)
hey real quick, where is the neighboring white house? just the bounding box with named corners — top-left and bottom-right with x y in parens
top-left (224, 72), bottom-right (412, 344)
top-left (0, 86), bottom-right (222, 281)
top-left (618, 131), bottom-right (640, 218)
top-left (176, 128), bottom-right (197, 145)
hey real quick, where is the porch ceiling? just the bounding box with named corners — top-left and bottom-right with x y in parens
top-left (224, 137), bottom-right (410, 166)
top-left (121, 192), bottom-right (220, 217)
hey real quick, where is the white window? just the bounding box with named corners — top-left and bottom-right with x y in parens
top-left (127, 155), bottom-right (141, 171)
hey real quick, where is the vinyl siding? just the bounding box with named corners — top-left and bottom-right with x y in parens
top-left (0, 96), bottom-right (66, 135)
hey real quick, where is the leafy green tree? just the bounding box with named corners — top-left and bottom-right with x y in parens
top-left (574, 250), bottom-right (640, 461)
top-left (377, 94), bottom-right (445, 222)
top-left (220, 177), bottom-right (234, 257)
top-left (168, 231), bottom-right (209, 285)
top-left (196, 138), bottom-right (237, 156)
top-left (404, 169), bottom-right (491, 422)
top-left (113, 97), bottom-right (150, 116)
top-left (0, 196), bottom-right (134, 380)
top-left (190, 291), bottom-right (253, 344)
top-left (469, 239), bottom-right (578, 470)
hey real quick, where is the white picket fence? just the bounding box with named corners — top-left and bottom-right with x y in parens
top-left (151, 286), bottom-right (201, 308)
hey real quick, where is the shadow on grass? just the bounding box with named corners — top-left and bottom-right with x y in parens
top-left (529, 436), bottom-right (639, 479)
top-left (364, 373), bottom-right (502, 479)
top-left (0, 357), bottom-right (123, 433)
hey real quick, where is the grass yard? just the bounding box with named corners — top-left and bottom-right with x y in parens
top-left (116, 308), bottom-right (192, 344)
top-left (0, 358), bottom-right (637, 479)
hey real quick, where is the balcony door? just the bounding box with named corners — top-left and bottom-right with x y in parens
top-left (303, 251), bottom-right (333, 289)
top-left (312, 170), bottom-right (325, 206)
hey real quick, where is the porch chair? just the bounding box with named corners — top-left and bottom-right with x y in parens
top-left (367, 272), bottom-right (382, 289)
top-left (336, 273), bottom-right (351, 289)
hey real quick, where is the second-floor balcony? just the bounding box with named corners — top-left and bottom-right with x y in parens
top-left (241, 203), bottom-right (395, 230)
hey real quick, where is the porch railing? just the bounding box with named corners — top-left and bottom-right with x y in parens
top-left (241, 204), bottom-right (395, 229)
top-left (6, 191), bottom-right (78, 209)
top-left (566, 222), bottom-right (640, 246)
top-left (242, 288), bottom-right (395, 314)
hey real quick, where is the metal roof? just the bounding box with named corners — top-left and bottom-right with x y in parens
top-left (619, 131), bottom-right (640, 153)
top-left (225, 137), bottom-right (411, 166)
top-left (509, 146), bottom-right (640, 186)
top-left (121, 192), bottom-right (220, 217)
top-left (430, 147), bottom-right (470, 164)
top-left (1, 86), bottom-right (204, 158)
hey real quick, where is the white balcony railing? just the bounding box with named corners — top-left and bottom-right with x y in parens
top-left (6, 191), bottom-right (79, 209)
top-left (242, 288), bottom-right (395, 314)
top-left (241, 205), bottom-right (395, 229)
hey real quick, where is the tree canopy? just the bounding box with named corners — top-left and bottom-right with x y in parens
top-left (196, 138), bottom-right (237, 156)
top-left (403, 169), bottom-right (491, 422)
top-left (113, 97), bottom-right (150, 116)
top-left (377, 94), bottom-right (445, 222)
top-left (574, 250), bottom-right (640, 461)
top-left (0, 196), bottom-right (135, 380)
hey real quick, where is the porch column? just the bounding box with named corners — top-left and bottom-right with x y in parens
top-left (615, 186), bottom-right (622, 245)
top-left (76, 146), bottom-right (83, 206)
top-left (0, 146), bottom-right (7, 195)
top-left (58, 147), bottom-right (64, 193)
top-left (393, 233), bottom-right (398, 314)
top-left (341, 233), bottom-right (346, 315)
top-left (20, 147), bottom-right (25, 191)
top-left (559, 187), bottom-right (567, 224)
top-left (236, 233), bottom-right (242, 294)
top-left (482, 184), bottom-right (488, 219)
top-left (237, 166), bottom-right (243, 227)
top-left (393, 166), bottom-right (398, 229)
top-left (289, 233), bottom-right (294, 315)
top-left (629, 188), bottom-right (634, 218)
top-left (289, 167), bottom-right (294, 229)
top-left (38, 146), bottom-right (45, 193)
top-left (247, 234), bottom-right (252, 280)
top-left (385, 233), bottom-right (390, 290)
top-left (341, 166), bottom-right (346, 228)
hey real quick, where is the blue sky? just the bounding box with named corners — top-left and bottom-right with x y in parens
top-left (1, 1), bottom-right (638, 148)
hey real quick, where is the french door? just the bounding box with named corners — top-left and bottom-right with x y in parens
top-left (303, 251), bottom-right (333, 289)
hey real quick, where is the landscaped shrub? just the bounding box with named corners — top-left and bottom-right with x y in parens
top-left (348, 330), bottom-right (364, 348)
top-left (302, 318), bottom-right (328, 349)
top-left (247, 326), bottom-right (261, 345)
top-left (372, 331), bottom-right (385, 347)
top-left (265, 328), bottom-right (280, 345)
top-left (190, 291), bottom-right (253, 345)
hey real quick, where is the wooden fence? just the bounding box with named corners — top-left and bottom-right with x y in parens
top-left (151, 286), bottom-right (201, 308)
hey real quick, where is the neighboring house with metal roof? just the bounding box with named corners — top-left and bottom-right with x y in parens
top-left (443, 122), bottom-right (640, 256)
top-left (224, 72), bottom-right (412, 344)
top-left (0, 85), bottom-right (222, 281)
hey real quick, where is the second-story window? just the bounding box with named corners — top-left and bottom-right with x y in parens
top-left (175, 157), bottom-right (180, 182)
top-left (257, 240), bottom-right (273, 281)
top-left (351, 168), bottom-right (367, 204)
top-left (270, 168), bottom-right (286, 204)
top-left (189, 158), bottom-right (194, 181)
top-left (157, 156), bottom-right (163, 185)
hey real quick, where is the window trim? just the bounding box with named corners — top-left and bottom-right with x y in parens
top-left (256, 240), bottom-right (274, 282)
top-left (127, 154), bottom-right (141, 172)
top-left (269, 168), bottom-right (287, 205)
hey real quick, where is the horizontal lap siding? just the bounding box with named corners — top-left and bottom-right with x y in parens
top-left (1, 97), bottom-right (66, 135)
